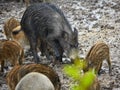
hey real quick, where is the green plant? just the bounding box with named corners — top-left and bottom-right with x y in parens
top-left (63, 54), bottom-right (96, 90)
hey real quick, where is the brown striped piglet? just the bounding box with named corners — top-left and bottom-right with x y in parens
top-left (3, 17), bottom-right (20, 40)
top-left (0, 39), bottom-right (24, 72)
top-left (83, 41), bottom-right (112, 75)
top-left (15, 72), bottom-right (55, 90)
top-left (6, 64), bottom-right (61, 90)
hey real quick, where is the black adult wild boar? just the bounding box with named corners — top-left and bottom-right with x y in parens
top-left (20, 3), bottom-right (78, 63)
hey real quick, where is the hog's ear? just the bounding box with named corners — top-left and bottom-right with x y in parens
top-left (74, 27), bottom-right (78, 36)
top-left (73, 28), bottom-right (79, 47)
top-left (73, 28), bottom-right (78, 40)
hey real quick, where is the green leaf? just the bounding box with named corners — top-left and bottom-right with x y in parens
top-left (63, 49), bottom-right (96, 90)
top-left (63, 65), bottom-right (81, 80)
top-left (74, 58), bottom-right (86, 69)
top-left (80, 70), bottom-right (95, 89)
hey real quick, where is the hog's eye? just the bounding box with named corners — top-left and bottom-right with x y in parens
top-left (70, 44), bottom-right (74, 48)
top-left (75, 43), bottom-right (78, 48)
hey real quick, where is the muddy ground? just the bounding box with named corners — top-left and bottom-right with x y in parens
top-left (0, 0), bottom-right (120, 90)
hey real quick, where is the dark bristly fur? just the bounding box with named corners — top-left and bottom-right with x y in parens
top-left (6, 64), bottom-right (61, 90)
top-left (20, 3), bottom-right (78, 63)
top-left (12, 26), bottom-right (54, 60)
top-left (10, 26), bottom-right (60, 61)
top-left (84, 42), bottom-right (112, 75)
top-left (0, 40), bottom-right (24, 72)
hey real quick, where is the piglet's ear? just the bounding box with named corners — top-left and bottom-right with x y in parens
top-left (12, 26), bottom-right (22, 35)
top-left (12, 25), bottom-right (21, 32)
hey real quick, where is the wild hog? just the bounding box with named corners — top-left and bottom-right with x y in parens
top-left (20, 3), bottom-right (78, 63)
top-left (0, 39), bottom-right (24, 72)
top-left (15, 72), bottom-right (55, 90)
top-left (3, 17), bottom-right (20, 40)
top-left (84, 42), bottom-right (112, 75)
top-left (6, 64), bottom-right (61, 90)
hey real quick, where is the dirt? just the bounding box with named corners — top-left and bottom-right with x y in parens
top-left (0, 0), bottom-right (120, 90)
